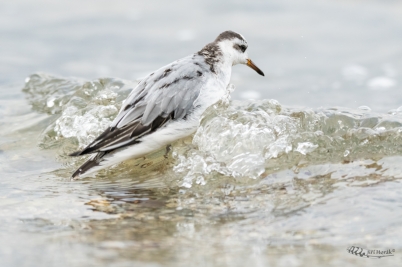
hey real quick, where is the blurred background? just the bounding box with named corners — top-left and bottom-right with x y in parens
top-left (2, 1), bottom-right (402, 267)
top-left (1, 0), bottom-right (402, 111)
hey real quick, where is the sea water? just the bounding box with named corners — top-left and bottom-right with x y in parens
top-left (1, 73), bottom-right (401, 267)
top-left (2, 0), bottom-right (402, 266)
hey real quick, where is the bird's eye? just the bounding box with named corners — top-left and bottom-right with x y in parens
top-left (239, 45), bottom-right (247, 52)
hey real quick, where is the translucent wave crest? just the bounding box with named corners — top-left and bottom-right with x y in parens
top-left (23, 73), bottom-right (402, 187)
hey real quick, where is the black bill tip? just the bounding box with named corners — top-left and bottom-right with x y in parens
top-left (246, 59), bottom-right (265, 76)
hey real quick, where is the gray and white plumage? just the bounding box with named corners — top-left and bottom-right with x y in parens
top-left (70, 30), bottom-right (264, 178)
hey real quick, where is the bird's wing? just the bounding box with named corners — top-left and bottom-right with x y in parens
top-left (70, 55), bottom-right (208, 156)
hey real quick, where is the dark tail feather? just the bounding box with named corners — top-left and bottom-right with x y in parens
top-left (71, 152), bottom-right (107, 178)
top-left (69, 150), bottom-right (82, 157)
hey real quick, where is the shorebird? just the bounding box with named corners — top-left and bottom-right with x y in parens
top-left (70, 30), bottom-right (264, 178)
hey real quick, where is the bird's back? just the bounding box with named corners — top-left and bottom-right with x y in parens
top-left (71, 53), bottom-right (223, 158)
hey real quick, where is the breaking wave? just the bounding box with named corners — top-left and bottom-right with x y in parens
top-left (23, 73), bottom-right (402, 187)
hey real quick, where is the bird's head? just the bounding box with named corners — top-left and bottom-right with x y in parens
top-left (215, 31), bottom-right (264, 76)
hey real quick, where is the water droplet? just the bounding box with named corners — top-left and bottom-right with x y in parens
top-left (46, 97), bottom-right (55, 108)
top-left (295, 142), bottom-right (318, 155)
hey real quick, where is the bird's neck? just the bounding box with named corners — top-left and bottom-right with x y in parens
top-left (198, 42), bottom-right (232, 75)
top-left (198, 43), bottom-right (233, 89)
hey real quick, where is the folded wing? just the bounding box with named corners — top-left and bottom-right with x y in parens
top-left (70, 55), bottom-right (207, 156)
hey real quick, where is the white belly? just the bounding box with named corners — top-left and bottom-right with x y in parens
top-left (98, 70), bottom-right (232, 170)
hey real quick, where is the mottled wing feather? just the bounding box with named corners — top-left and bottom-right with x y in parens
top-left (70, 54), bottom-right (206, 156)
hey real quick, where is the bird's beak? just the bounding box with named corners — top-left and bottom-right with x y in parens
top-left (246, 59), bottom-right (264, 76)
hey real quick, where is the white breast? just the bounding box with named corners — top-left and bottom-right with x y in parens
top-left (195, 63), bottom-right (232, 111)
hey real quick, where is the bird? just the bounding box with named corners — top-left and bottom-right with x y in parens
top-left (70, 30), bottom-right (264, 178)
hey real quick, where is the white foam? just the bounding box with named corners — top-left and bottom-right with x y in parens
top-left (23, 74), bottom-right (402, 188)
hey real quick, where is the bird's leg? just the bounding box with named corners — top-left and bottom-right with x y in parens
top-left (164, 145), bottom-right (172, 159)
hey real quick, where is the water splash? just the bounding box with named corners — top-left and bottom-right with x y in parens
top-left (23, 73), bottom-right (402, 187)
top-left (172, 101), bottom-right (402, 187)
top-left (23, 73), bottom-right (139, 151)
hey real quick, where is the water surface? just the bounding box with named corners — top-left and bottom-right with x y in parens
top-left (1, 1), bottom-right (402, 266)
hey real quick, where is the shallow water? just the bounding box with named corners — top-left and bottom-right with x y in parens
top-left (1, 73), bottom-right (402, 266)
top-left (2, 0), bottom-right (402, 266)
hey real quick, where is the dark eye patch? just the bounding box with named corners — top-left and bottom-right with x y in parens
top-left (233, 44), bottom-right (247, 53)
